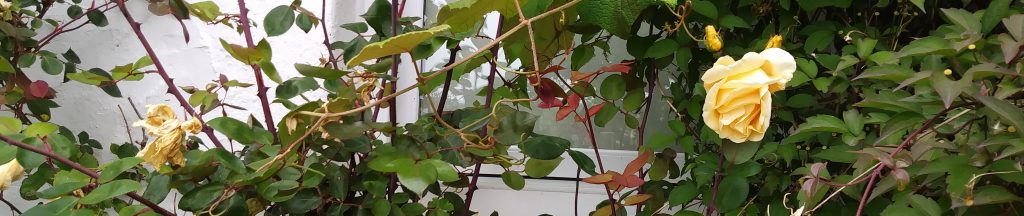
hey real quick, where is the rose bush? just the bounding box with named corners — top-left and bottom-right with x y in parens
top-left (0, 0), bottom-right (1022, 215)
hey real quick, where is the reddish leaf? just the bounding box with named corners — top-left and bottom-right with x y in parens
top-left (535, 78), bottom-right (564, 109)
top-left (542, 65), bottom-right (565, 75)
top-left (623, 150), bottom-right (652, 176)
top-left (622, 194), bottom-right (652, 206)
top-left (582, 172), bottom-right (615, 184)
top-left (613, 174), bottom-right (644, 188)
top-left (28, 80), bottom-right (49, 98)
top-left (556, 94), bottom-right (581, 121)
top-left (598, 62), bottom-right (633, 73)
top-left (575, 102), bottom-right (606, 122)
top-left (570, 70), bottom-right (598, 82)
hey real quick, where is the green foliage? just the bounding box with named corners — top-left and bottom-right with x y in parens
top-left (5, 0), bottom-right (1024, 215)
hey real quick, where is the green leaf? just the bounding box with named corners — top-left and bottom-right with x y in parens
top-left (975, 95), bottom-right (1024, 137)
top-left (645, 39), bottom-right (677, 58)
top-left (264, 5), bottom-right (295, 36)
top-left (24, 122), bottom-right (58, 137)
top-left (346, 25), bottom-right (450, 67)
top-left (436, 0), bottom-right (516, 34)
top-left (361, 0), bottom-right (393, 37)
top-left (258, 180), bottom-right (299, 202)
top-left (720, 15), bottom-right (750, 29)
top-left (622, 89), bottom-right (646, 111)
top-left (794, 115), bottom-right (848, 135)
top-left (567, 150), bottom-right (597, 175)
top-left (0, 117), bottom-right (21, 134)
top-left (341, 22), bottom-right (369, 33)
top-left (493, 110), bottom-right (538, 145)
top-left (86, 10), bottom-right (108, 27)
top-left (980, 0), bottom-right (1012, 34)
top-left (0, 57), bottom-right (14, 73)
top-left (206, 117), bottom-right (257, 144)
top-left (143, 174), bottom-right (171, 203)
top-left (41, 56), bottom-right (63, 75)
top-left (594, 102), bottom-right (618, 127)
top-left (722, 140), bottom-right (758, 164)
top-left (98, 157), bottom-right (143, 183)
top-left (219, 39), bottom-right (263, 64)
top-left (22, 197), bottom-right (77, 216)
top-left (295, 63), bottom-right (348, 80)
top-left (323, 121), bottom-right (371, 140)
top-left (282, 189), bottom-right (321, 214)
top-left (908, 194), bottom-right (941, 216)
top-left (524, 157), bottom-right (563, 178)
top-left (501, 171), bottom-right (525, 190)
top-left (786, 94), bottom-right (816, 108)
top-left (37, 182), bottom-right (89, 199)
top-left (520, 134), bottom-right (570, 160)
top-left (571, 45), bottom-right (595, 71)
top-left (79, 179), bottom-right (141, 205)
top-left (714, 174), bottom-right (749, 212)
top-left (668, 182), bottom-right (698, 206)
top-left (295, 13), bottom-right (314, 33)
top-left (179, 184), bottom-right (225, 211)
top-left (188, 1), bottom-right (221, 22)
top-left (956, 185), bottom-right (1022, 207)
top-left (397, 162), bottom-right (437, 196)
top-left (691, 0), bottom-right (717, 19)
top-left (896, 36), bottom-right (954, 58)
top-left (577, 0), bottom-right (660, 38)
top-left (940, 8), bottom-right (981, 33)
top-left (422, 159), bottom-right (459, 182)
top-left (600, 74), bottom-right (626, 100)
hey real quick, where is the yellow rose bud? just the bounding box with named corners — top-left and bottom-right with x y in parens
top-left (701, 48), bottom-right (796, 143)
top-left (704, 25), bottom-right (723, 52)
top-left (765, 35), bottom-right (783, 49)
top-left (0, 159), bottom-right (24, 190)
top-left (1009, 126), bottom-right (1018, 133)
top-left (943, 69), bottom-right (952, 76)
top-left (968, 44), bottom-right (976, 50)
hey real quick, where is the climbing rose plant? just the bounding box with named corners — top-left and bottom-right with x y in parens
top-left (0, 0), bottom-right (1022, 215)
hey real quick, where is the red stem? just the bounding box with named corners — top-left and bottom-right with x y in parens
top-left (113, 0), bottom-right (224, 148)
top-left (854, 103), bottom-right (971, 215)
top-left (319, 0), bottom-right (339, 70)
top-left (0, 134), bottom-right (175, 216)
top-left (462, 16), bottom-right (504, 216)
top-left (234, 0), bottom-right (278, 141)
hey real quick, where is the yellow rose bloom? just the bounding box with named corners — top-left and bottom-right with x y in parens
top-left (0, 159), bottom-right (24, 190)
top-left (765, 35), bottom-right (783, 49)
top-left (704, 25), bottom-right (723, 52)
top-left (133, 104), bottom-right (202, 169)
top-left (702, 48), bottom-right (796, 143)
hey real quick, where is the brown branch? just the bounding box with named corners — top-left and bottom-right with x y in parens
top-left (113, 0), bottom-right (224, 148)
top-left (234, 0), bottom-right (278, 141)
top-left (319, 0), bottom-right (340, 70)
top-left (0, 134), bottom-right (175, 216)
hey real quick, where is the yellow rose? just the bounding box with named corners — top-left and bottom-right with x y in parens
top-left (702, 48), bottom-right (796, 143)
top-left (704, 25), bottom-right (723, 52)
top-left (765, 35), bottom-right (783, 49)
top-left (133, 104), bottom-right (201, 169)
top-left (0, 159), bottom-right (24, 190)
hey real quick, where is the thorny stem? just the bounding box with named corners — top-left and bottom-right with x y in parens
top-left (0, 134), bottom-right (175, 216)
top-left (854, 102), bottom-right (975, 215)
top-left (320, 0), bottom-right (339, 70)
top-left (113, 0), bottom-right (224, 148)
top-left (463, 15), bottom-right (504, 216)
top-left (235, 0), bottom-right (278, 141)
top-left (384, 0), bottom-right (404, 199)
